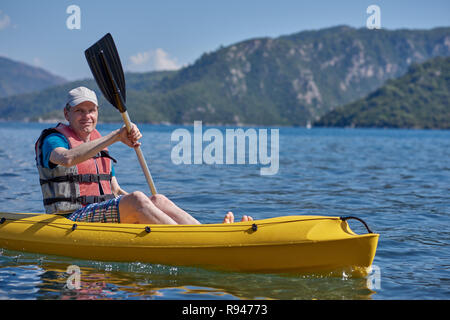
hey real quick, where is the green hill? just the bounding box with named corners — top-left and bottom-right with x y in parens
top-left (0, 71), bottom-right (175, 122)
top-left (314, 56), bottom-right (450, 129)
top-left (0, 56), bottom-right (67, 98)
top-left (0, 25), bottom-right (449, 125)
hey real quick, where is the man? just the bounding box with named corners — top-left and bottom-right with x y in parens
top-left (35, 86), bottom-right (252, 224)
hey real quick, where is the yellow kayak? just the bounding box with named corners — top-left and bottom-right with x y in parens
top-left (0, 212), bottom-right (378, 276)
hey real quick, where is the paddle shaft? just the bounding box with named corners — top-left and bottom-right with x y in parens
top-left (96, 48), bottom-right (157, 196)
top-left (120, 110), bottom-right (158, 196)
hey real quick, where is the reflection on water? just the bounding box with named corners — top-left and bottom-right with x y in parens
top-left (0, 249), bottom-right (375, 300)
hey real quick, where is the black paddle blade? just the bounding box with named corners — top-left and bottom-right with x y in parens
top-left (85, 33), bottom-right (127, 112)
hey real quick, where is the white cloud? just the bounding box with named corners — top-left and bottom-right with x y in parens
top-left (130, 51), bottom-right (151, 66)
top-left (0, 11), bottom-right (11, 30)
top-left (128, 48), bottom-right (180, 72)
top-left (152, 48), bottom-right (179, 70)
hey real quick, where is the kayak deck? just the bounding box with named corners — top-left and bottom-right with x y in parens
top-left (0, 212), bottom-right (379, 276)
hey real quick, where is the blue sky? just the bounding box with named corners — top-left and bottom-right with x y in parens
top-left (0, 0), bottom-right (449, 80)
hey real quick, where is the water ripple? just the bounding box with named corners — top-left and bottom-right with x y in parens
top-left (0, 124), bottom-right (449, 299)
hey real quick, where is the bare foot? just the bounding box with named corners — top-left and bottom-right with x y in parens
top-left (223, 211), bottom-right (234, 223)
top-left (222, 212), bottom-right (253, 223)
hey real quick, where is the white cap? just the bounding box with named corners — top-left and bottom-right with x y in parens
top-left (67, 86), bottom-right (98, 108)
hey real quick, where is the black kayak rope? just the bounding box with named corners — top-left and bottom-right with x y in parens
top-left (340, 216), bottom-right (374, 234)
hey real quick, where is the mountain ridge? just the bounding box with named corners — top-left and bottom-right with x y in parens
top-left (0, 25), bottom-right (449, 126)
top-left (314, 56), bottom-right (450, 129)
top-left (0, 56), bottom-right (67, 98)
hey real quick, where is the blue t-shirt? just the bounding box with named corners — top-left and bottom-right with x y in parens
top-left (41, 133), bottom-right (115, 176)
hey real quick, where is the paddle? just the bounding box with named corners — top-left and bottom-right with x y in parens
top-left (85, 33), bottom-right (157, 195)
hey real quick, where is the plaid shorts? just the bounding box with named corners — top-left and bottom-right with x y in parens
top-left (66, 196), bottom-right (122, 223)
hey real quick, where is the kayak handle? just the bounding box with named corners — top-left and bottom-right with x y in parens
top-left (340, 216), bottom-right (374, 234)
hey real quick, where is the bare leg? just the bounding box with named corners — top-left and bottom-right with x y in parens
top-left (119, 191), bottom-right (252, 225)
top-left (119, 191), bottom-right (178, 224)
top-left (149, 194), bottom-right (200, 225)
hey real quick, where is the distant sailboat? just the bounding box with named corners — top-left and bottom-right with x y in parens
top-left (306, 121), bottom-right (312, 129)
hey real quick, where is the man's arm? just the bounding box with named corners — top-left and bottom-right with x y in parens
top-left (111, 176), bottom-right (128, 196)
top-left (50, 130), bottom-right (120, 167)
top-left (49, 124), bottom-right (141, 168)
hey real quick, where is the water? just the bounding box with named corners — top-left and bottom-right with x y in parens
top-left (0, 122), bottom-right (449, 300)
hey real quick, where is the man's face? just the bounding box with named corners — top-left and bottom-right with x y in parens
top-left (64, 101), bottom-right (98, 137)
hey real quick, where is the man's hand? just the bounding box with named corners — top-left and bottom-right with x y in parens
top-left (117, 123), bottom-right (142, 148)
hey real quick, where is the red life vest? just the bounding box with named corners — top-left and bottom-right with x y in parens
top-left (55, 123), bottom-right (114, 197)
top-left (35, 123), bottom-right (116, 214)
